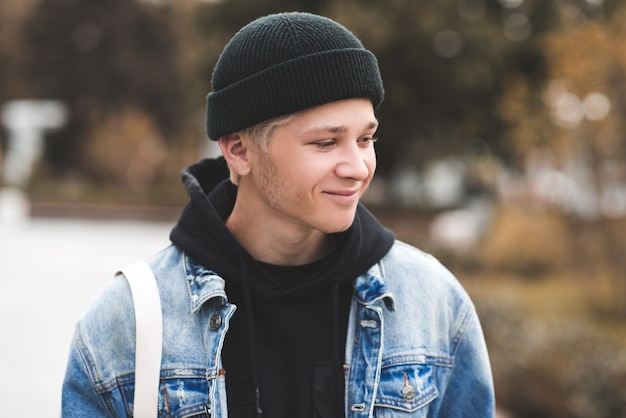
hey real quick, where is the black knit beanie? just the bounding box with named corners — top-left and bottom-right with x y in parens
top-left (206, 12), bottom-right (384, 140)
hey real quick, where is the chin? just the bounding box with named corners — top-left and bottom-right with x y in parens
top-left (320, 216), bottom-right (356, 234)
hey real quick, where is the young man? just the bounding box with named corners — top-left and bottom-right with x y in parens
top-left (62, 12), bottom-right (495, 417)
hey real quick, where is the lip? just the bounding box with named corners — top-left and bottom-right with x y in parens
top-left (323, 189), bottom-right (360, 205)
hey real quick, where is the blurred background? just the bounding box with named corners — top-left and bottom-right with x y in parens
top-left (1, 0), bottom-right (625, 417)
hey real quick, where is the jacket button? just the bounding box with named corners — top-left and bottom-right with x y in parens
top-left (402, 384), bottom-right (416, 401)
top-left (209, 314), bottom-right (222, 330)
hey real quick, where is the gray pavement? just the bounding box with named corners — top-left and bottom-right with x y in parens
top-left (0, 204), bottom-right (173, 417)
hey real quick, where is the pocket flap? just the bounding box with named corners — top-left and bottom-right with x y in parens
top-left (375, 363), bottom-right (439, 412)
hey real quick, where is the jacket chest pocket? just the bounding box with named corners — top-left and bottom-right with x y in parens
top-left (121, 376), bottom-right (211, 418)
top-left (373, 363), bottom-right (438, 417)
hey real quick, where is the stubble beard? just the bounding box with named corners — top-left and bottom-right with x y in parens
top-left (256, 152), bottom-right (359, 234)
top-left (257, 152), bottom-right (305, 216)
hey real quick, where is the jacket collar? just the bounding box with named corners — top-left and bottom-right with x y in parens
top-left (183, 253), bottom-right (396, 313)
top-left (350, 261), bottom-right (395, 311)
top-left (184, 254), bottom-right (228, 313)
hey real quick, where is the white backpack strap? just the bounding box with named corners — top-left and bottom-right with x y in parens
top-left (121, 260), bottom-right (163, 417)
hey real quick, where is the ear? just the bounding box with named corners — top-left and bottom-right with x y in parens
top-left (218, 133), bottom-right (251, 177)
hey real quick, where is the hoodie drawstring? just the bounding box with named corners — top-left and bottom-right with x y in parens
top-left (330, 279), bottom-right (345, 415)
top-left (239, 254), bottom-right (263, 418)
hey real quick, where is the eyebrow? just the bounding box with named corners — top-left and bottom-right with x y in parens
top-left (302, 121), bottom-right (379, 136)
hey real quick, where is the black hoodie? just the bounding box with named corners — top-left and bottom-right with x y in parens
top-left (170, 157), bottom-right (395, 417)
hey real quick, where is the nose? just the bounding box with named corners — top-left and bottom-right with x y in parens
top-left (335, 142), bottom-right (374, 181)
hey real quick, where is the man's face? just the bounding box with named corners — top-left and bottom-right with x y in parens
top-left (242, 98), bottom-right (378, 234)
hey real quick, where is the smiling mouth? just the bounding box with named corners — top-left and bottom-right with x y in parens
top-left (323, 189), bottom-right (360, 204)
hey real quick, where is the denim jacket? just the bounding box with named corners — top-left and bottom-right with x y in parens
top-left (62, 240), bottom-right (495, 417)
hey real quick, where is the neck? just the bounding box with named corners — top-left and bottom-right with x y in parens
top-left (225, 200), bottom-right (336, 266)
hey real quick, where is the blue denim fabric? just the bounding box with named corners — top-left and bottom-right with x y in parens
top-left (62, 241), bottom-right (495, 417)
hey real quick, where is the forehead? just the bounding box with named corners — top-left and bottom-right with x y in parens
top-left (283, 98), bottom-right (378, 135)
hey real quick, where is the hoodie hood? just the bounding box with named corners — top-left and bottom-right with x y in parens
top-left (170, 156), bottom-right (395, 303)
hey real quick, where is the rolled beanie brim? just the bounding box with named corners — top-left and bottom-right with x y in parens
top-left (206, 48), bottom-right (383, 140)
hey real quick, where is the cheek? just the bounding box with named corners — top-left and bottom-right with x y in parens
top-left (365, 150), bottom-right (377, 178)
top-left (284, 153), bottom-right (329, 181)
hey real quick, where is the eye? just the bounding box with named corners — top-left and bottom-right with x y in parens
top-left (358, 136), bottom-right (378, 146)
top-left (313, 140), bottom-right (336, 149)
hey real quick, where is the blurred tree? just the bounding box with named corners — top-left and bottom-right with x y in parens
top-left (496, 0), bottom-right (621, 166)
top-left (539, 3), bottom-right (626, 315)
top-left (16, 0), bottom-right (187, 179)
top-left (0, 0), bottom-right (39, 167)
top-left (81, 106), bottom-right (167, 189)
top-left (542, 11), bottom-right (626, 162)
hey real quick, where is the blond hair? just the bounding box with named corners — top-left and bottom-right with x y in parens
top-left (227, 112), bottom-right (300, 185)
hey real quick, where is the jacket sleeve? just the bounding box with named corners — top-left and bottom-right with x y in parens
top-left (437, 306), bottom-right (495, 418)
top-left (61, 325), bottom-right (113, 417)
